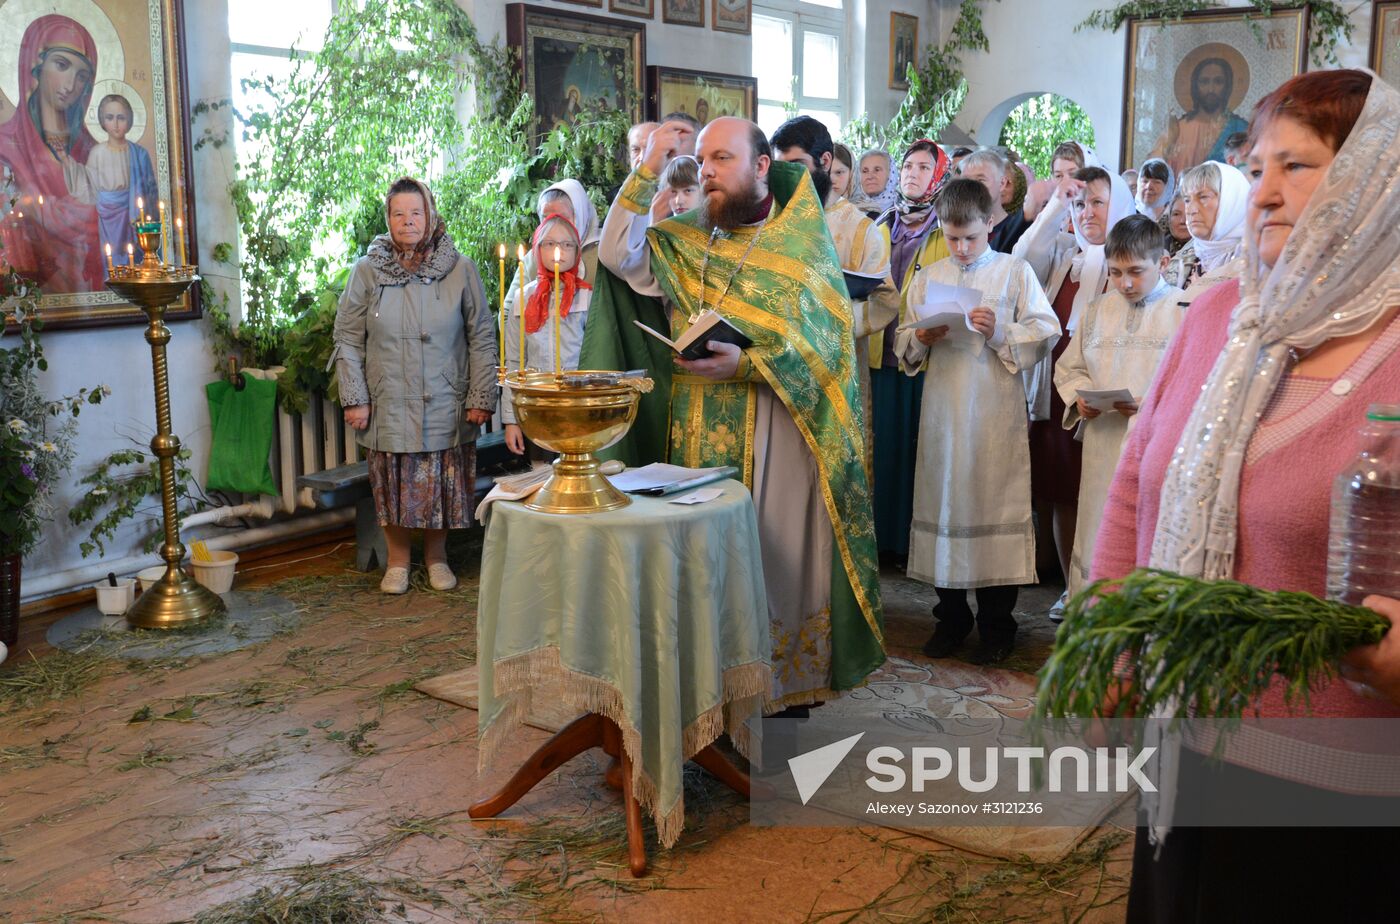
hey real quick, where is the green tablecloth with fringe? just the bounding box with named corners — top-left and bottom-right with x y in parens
top-left (475, 480), bottom-right (770, 847)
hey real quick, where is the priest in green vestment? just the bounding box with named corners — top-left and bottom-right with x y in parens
top-left (587, 117), bottom-right (884, 707)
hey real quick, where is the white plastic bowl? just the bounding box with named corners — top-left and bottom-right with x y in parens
top-left (190, 550), bottom-right (238, 594)
top-left (136, 565), bottom-right (168, 593)
top-left (94, 578), bottom-right (136, 616)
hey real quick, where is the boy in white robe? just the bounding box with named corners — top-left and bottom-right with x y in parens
top-left (896, 179), bottom-right (1061, 664)
top-left (1053, 214), bottom-right (1186, 599)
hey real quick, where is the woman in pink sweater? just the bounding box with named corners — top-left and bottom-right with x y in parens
top-left (1090, 70), bottom-right (1400, 921)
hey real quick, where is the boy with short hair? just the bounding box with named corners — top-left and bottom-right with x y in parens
top-left (896, 178), bottom-right (1060, 664)
top-left (86, 93), bottom-right (158, 270)
top-left (1053, 214), bottom-right (1185, 600)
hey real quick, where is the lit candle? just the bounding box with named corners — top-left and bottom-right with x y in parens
top-left (126, 242), bottom-right (134, 265)
top-left (105, 242), bottom-right (114, 275)
top-left (516, 244), bottom-right (527, 373)
top-left (175, 217), bottom-right (187, 266)
top-left (137, 197), bottom-right (145, 224)
top-left (158, 201), bottom-right (169, 265)
top-left (497, 243), bottom-right (506, 370)
top-left (37, 194), bottom-right (43, 207)
top-left (552, 245), bottom-right (562, 377)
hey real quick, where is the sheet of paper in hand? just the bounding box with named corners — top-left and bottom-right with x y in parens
top-left (633, 310), bottom-right (754, 360)
top-left (900, 282), bottom-right (986, 350)
top-left (1076, 388), bottom-right (1136, 413)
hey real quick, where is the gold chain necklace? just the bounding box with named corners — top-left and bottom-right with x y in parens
top-left (693, 214), bottom-right (769, 324)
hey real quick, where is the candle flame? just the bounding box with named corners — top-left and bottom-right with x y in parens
top-left (517, 244), bottom-right (525, 259)
top-left (498, 243), bottom-right (505, 258)
top-left (553, 245), bottom-right (561, 264)
top-left (105, 243), bottom-right (111, 255)
top-left (37, 194), bottom-right (43, 206)
top-left (137, 197), bottom-right (143, 210)
top-left (127, 243), bottom-right (134, 255)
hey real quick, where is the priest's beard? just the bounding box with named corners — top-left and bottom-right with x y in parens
top-left (699, 174), bottom-right (766, 233)
top-left (808, 164), bottom-right (832, 205)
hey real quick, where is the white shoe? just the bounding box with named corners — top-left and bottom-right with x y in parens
top-left (427, 562), bottom-right (457, 591)
top-left (380, 567), bottom-right (410, 595)
top-left (1048, 591), bottom-right (1069, 624)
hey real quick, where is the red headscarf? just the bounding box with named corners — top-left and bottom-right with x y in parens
top-left (893, 139), bottom-right (949, 224)
top-left (0, 15), bottom-right (101, 292)
top-left (525, 215), bottom-right (591, 334)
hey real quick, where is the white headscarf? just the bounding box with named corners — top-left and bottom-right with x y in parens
top-left (849, 149), bottom-right (899, 216)
top-left (1143, 74), bottom-right (1400, 846)
top-left (1187, 160), bottom-right (1250, 274)
top-left (1134, 157), bottom-right (1176, 220)
top-left (538, 179), bottom-right (600, 248)
top-left (1067, 170), bottom-right (1137, 332)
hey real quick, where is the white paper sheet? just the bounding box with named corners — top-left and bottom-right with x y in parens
top-left (668, 488), bottom-right (724, 505)
top-left (1077, 387), bottom-right (1137, 412)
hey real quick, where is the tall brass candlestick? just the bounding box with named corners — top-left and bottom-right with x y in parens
top-left (105, 263), bottom-right (223, 629)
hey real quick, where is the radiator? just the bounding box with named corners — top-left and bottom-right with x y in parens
top-left (253, 369), bottom-right (505, 515)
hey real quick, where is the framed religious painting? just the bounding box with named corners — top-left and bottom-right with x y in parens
top-left (610, 0), bottom-right (654, 19)
top-left (646, 66), bottom-right (756, 125)
top-left (0, 0), bottom-right (200, 329)
top-left (889, 12), bottom-right (918, 91)
top-left (1121, 5), bottom-right (1307, 173)
top-left (1371, 1), bottom-right (1400, 87)
top-left (662, 0), bottom-right (703, 28)
top-left (712, 0), bottom-right (751, 35)
top-left (507, 4), bottom-right (646, 141)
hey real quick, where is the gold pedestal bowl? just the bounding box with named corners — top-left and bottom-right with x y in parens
top-left (508, 370), bottom-right (652, 514)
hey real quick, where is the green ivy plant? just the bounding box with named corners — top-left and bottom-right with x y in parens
top-left (1078, 1), bottom-right (1353, 67)
top-left (840, 0), bottom-right (990, 156)
top-left (67, 446), bottom-right (208, 558)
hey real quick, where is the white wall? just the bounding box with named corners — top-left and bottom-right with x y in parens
top-left (20, 0), bottom-right (238, 593)
top-left (462, 0), bottom-right (754, 101)
top-left (855, 1), bottom-right (942, 125)
top-left (944, 0), bottom-right (1377, 170)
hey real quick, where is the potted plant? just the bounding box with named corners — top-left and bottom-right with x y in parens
top-left (0, 268), bottom-right (107, 651)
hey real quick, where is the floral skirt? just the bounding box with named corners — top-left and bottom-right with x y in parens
top-left (367, 445), bottom-right (475, 529)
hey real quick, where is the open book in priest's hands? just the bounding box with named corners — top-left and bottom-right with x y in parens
top-left (633, 310), bottom-right (753, 360)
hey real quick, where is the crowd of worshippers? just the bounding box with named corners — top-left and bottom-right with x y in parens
top-left (331, 68), bottom-right (1400, 920)
top-left (331, 75), bottom-right (1384, 672)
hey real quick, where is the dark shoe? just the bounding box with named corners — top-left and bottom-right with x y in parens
top-left (966, 635), bottom-right (1016, 665)
top-left (922, 624), bottom-right (969, 659)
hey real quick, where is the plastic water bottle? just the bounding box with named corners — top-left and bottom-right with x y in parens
top-left (1327, 404), bottom-right (1400, 605)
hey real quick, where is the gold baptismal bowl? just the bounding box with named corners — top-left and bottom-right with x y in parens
top-left (508, 370), bottom-right (651, 514)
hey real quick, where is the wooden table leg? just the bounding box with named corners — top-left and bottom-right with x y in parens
top-left (602, 718), bottom-right (624, 791)
top-left (618, 731), bottom-right (649, 878)
top-left (468, 713), bottom-right (605, 818)
top-left (691, 744), bottom-right (751, 797)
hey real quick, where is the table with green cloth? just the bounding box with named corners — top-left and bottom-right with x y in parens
top-left (475, 480), bottom-right (771, 849)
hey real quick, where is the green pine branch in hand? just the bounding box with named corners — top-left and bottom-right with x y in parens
top-left (1034, 569), bottom-right (1390, 722)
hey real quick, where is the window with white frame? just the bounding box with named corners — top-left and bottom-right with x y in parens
top-left (753, 1), bottom-right (846, 138)
top-left (227, 0), bottom-right (335, 165)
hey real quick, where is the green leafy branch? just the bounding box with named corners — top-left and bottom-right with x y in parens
top-left (67, 447), bottom-right (209, 559)
top-left (1077, 1), bottom-right (1354, 67)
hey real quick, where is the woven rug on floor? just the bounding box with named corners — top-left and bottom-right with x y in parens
top-left (419, 656), bottom-right (1129, 863)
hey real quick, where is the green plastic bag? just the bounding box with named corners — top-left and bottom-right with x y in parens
top-left (205, 376), bottom-right (278, 496)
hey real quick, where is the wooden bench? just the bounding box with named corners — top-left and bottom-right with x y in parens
top-left (297, 430), bottom-right (529, 571)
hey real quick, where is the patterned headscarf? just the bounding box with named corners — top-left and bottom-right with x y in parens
top-left (849, 148), bottom-right (899, 215)
top-left (893, 139), bottom-right (949, 225)
top-left (1151, 72), bottom-right (1400, 584)
top-left (1133, 157), bottom-right (1176, 220)
top-left (382, 176), bottom-right (447, 276)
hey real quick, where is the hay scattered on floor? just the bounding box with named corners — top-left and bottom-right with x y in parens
top-left (191, 869), bottom-right (392, 924)
top-left (0, 649), bottom-right (113, 715)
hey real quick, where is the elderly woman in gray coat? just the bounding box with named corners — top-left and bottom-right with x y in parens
top-left (334, 176), bottom-right (498, 594)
